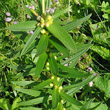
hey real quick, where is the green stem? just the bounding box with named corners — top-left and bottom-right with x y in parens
top-left (42, 0), bottom-right (45, 15)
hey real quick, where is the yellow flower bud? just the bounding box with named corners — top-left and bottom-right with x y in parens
top-left (59, 86), bottom-right (63, 92)
top-left (50, 83), bottom-right (54, 87)
top-left (41, 29), bottom-right (46, 34)
top-left (40, 18), bottom-right (45, 23)
top-left (61, 99), bottom-right (64, 104)
top-left (51, 76), bottom-right (54, 80)
top-left (57, 77), bottom-right (60, 81)
top-left (47, 15), bottom-right (52, 21)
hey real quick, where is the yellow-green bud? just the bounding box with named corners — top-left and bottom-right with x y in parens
top-left (57, 77), bottom-right (60, 81)
top-left (61, 99), bottom-right (64, 104)
top-left (41, 29), bottom-right (46, 34)
top-left (51, 76), bottom-right (54, 80)
top-left (59, 86), bottom-right (63, 92)
top-left (50, 83), bottom-right (54, 87)
top-left (40, 18), bottom-right (45, 23)
top-left (47, 15), bottom-right (52, 21)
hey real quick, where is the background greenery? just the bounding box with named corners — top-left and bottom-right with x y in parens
top-left (0, 0), bottom-right (110, 110)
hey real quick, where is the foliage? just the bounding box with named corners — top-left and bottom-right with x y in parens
top-left (0, 0), bottom-right (110, 110)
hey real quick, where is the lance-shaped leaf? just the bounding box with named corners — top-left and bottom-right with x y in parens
top-left (52, 88), bottom-right (59, 108)
top-left (52, 7), bottom-right (70, 19)
top-left (58, 64), bottom-right (89, 78)
top-left (36, 34), bottom-right (49, 56)
top-left (49, 55), bottom-right (58, 76)
top-left (33, 79), bottom-right (53, 90)
top-left (64, 75), bottom-right (95, 90)
top-left (49, 37), bottom-right (69, 57)
top-left (21, 26), bottom-right (41, 56)
top-left (15, 88), bottom-right (41, 97)
top-left (47, 21), bottom-right (77, 53)
top-left (18, 96), bottom-right (51, 106)
top-left (60, 91), bottom-right (82, 106)
top-left (20, 107), bottom-right (42, 110)
top-left (63, 14), bottom-right (91, 32)
top-left (8, 21), bottom-right (37, 32)
top-left (35, 52), bottom-right (47, 77)
top-left (11, 81), bottom-right (34, 86)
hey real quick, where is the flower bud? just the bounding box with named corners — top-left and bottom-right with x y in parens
top-left (89, 81), bottom-right (93, 87)
top-left (41, 29), bottom-right (46, 34)
top-left (29, 30), bottom-right (34, 35)
top-left (13, 21), bottom-right (18, 24)
top-left (26, 14), bottom-right (31, 19)
top-left (87, 67), bottom-right (92, 72)
top-left (6, 12), bottom-right (11, 16)
top-left (5, 17), bottom-right (12, 22)
top-left (50, 8), bottom-right (55, 14)
top-left (59, 86), bottom-right (63, 92)
top-left (50, 83), bottom-right (54, 87)
top-left (31, 5), bottom-right (35, 10)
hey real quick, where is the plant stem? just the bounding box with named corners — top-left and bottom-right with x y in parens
top-left (42, 0), bottom-right (45, 15)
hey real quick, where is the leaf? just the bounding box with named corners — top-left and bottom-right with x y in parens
top-left (18, 96), bottom-right (52, 106)
top-left (58, 64), bottom-right (89, 78)
top-left (33, 79), bottom-right (53, 90)
top-left (20, 107), bottom-right (42, 110)
top-left (15, 88), bottom-right (41, 97)
top-left (80, 100), bottom-right (92, 110)
top-left (61, 43), bottom-right (92, 66)
top-left (8, 21), bottom-right (37, 31)
top-left (95, 76), bottom-right (110, 98)
top-left (47, 21), bottom-right (77, 53)
top-left (49, 37), bottom-right (69, 57)
top-left (63, 14), bottom-right (91, 32)
top-left (21, 26), bottom-right (41, 56)
top-left (36, 34), bottom-right (49, 56)
top-left (52, 88), bottom-right (59, 108)
top-left (11, 81), bottom-right (34, 86)
top-left (91, 45), bottom-right (110, 60)
top-left (11, 97), bottom-right (21, 110)
top-left (0, 98), bottom-right (11, 110)
top-left (64, 75), bottom-right (95, 90)
top-left (52, 7), bottom-right (70, 19)
top-left (60, 91), bottom-right (82, 106)
top-left (35, 52), bottom-right (47, 77)
top-left (49, 55), bottom-right (58, 76)
top-left (18, 97), bottom-right (45, 106)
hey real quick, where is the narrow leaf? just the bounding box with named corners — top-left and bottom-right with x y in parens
top-left (15, 88), bottom-right (41, 97)
top-left (20, 107), bottom-right (42, 110)
top-left (49, 37), bottom-right (69, 57)
top-left (60, 92), bottom-right (82, 106)
top-left (35, 52), bottom-right (47, 77)
top-left (58, 64), bottom-right (89, 78)
top-left (8, 21), bottom-right (37, 31)
top-left (52, 7), bottom-right (70, 19)
top-left (63, 14), bottom-right (91, 31)
top-left (49, 55), bottom-right (58, 76)
top-left (21, 26), bottom-right (41, 56)
top-left (36, 34), bottom-right (49, 56)
top-left (64, 75), bottom-right (95, 90)
top-left (52, 88), bottom-right (59, 108)
top-left (11, 81), bottom-right (34, 86)
top-left (33, 79), bottom-right (53, 90)
top-left (47, 21), bottom-right (77, 53)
